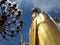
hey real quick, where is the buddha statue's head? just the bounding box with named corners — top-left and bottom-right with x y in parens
top-left (31, 7), bottom-right (41, 20)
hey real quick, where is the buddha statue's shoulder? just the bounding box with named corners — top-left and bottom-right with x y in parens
top-left (34, 15), bottom-right (41, 25)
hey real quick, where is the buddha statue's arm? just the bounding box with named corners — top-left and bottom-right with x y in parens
top-left (29, 19), bottom-right (37, 45)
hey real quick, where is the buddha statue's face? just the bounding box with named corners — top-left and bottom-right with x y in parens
top-left (32, 12), bottom-right (39, 20)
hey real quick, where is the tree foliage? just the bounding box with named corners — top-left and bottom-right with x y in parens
top-left (0, 0), bottom-right (24, 41)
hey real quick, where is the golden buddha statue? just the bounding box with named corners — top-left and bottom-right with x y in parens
top-left (29, 7), bottom-right (60, 45)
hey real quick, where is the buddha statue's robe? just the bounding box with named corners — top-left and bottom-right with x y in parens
top-left (29, 12), bottom-right (60, 45)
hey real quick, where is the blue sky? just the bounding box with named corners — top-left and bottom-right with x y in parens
top-left (0, 0), bottom-right (60, 45)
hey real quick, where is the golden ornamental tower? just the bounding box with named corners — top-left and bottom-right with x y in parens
top-left (29, 8), bottom-right (60, 45)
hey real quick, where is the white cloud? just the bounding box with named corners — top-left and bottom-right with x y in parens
top-left (32, 0), bottom-right (60, 12)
